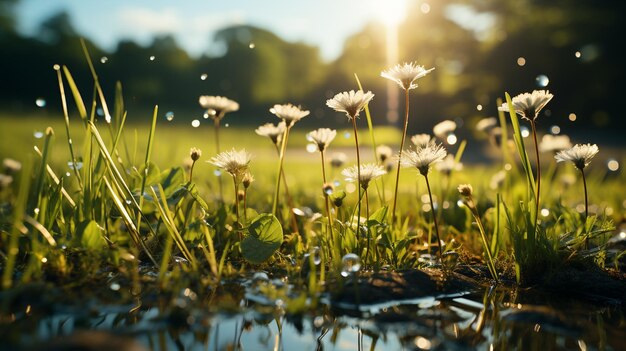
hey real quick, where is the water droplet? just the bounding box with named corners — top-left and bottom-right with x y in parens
top-left (550, 125), bottom-right (560, 134)
top-left (414, 336), bottom-right (432, 350)
top-left (517, 57), bottom-right (526, 66)
top-left (110, 282), bottom-right (121, 291)
top-left (333, 180), bottom-right (341, 187)
top-left (535, 74), bottom-right (549, 87)
top-left (607, 159), bottom-right (619, 171)
top-left (213, 169), bottom-right (222, 177)
top-left (100, 56), bottom-right (108, 64)
top-left (67, 161), bottom-right (83, 170)
top-left (457, 199), bottom-right (464, 207)
top-left (53, 64), bottom-right (60, 71)
top-left (203, 112), bottom-right (209, 119)
top-left (569, 113), bottom-right (577, 121)
top-left (340, 253), bottom-right (361, 277)
top-left (343, 132), bottom-right (351, 139)
top-left (34, 208), bottom-right (40, 215)
top-left (191, 119), bottom-right (200, 128)
top-left (149, 55), bottom-right (155, 61)
top-left (446, 134), bottom-right (457, 145)
top-left (97, 108), bottom-right (104, 116)
top-left (200, 73), bottom-right (208, 80)
top-left (312, 247), bottom-right (321, 265)
top-left (165, 111), bottom-right (175, 121)
top-left (125, 199), bottom-right (132, 205)
top-left (41, 257), bottom-right (47, 263)
top-left (541, 208), bottom-right (550, 217)
top-left (306, 143), bottom-right (317, 153)
top-left (575, 51), bottom-right (581, 58)
top-left (65, 172), bottom-right (71, 177)
top-left (34, 131), bottom-right (44, 139)
top-left (520, 126), bottom-right (530, 138)
top-left (476, 104), bottom-right (483, 111)
top-left (35, 98), bottom-right (46, 107)
top-left (224, 123), bottom-right (229, 127)
top-left (249, 42), bottom-right (255, 49)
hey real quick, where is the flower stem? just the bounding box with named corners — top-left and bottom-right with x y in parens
top-left (351, 117), bottom-right (362, 220)
top-left (470, 206), bottom-right (499, 281)
top-left (272, 126), bottom-right (290, 215)
top-left (214, 118), bottom-right (224, 203)
top-left (530, 120), bottom-right (541, 222)
top-left (392, 89), bottom-right (410, 224)
top-left (364, 187), bottom-right (371, 265)
top-left (233, 176), bottom-right (241, 239)
top-left (424, 174), bottom-right (443, 261)
top-left (189, 160), bottom-right (196, 183)
top-left (581, 167), bottom-right (589, 249)
top-left (272, 143), bottom-right (300, 236)
top-left (321, 151), bottom-right (335, 255)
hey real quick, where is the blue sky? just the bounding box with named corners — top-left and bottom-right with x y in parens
top-left (15, 0), bottom-right (416, 61)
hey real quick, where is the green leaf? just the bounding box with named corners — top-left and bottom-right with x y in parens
top-left (78, 220), bottom-right (106, 250)
top-left (159, 167), bottom-right (185, 197)
top-left (241, 214), bottom-right (283, 264)
top-left (368, 205), bottom-right (388, 225)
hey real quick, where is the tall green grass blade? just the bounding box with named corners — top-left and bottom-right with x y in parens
top-left (137, 105), bottom-right (159, 228)
top-left (80, 38), bottom-right (111, 123)
top-left (33, 146), bottom-right (76, 208)
top-left (2, 157), bottom-right (32, 289)
top-left (62, 66), bottom-right (88, 122)
top-left (56, 67), bottom-right (84, 190)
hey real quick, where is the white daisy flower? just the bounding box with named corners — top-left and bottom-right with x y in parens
top-left (270, 104), bottom-right (310, 126)
top-left (255, 121), bottom-right (286, 145)
top-left (307, 128), bottom-right (337, 152)
top-left (381, 62), bottom-right (435, 90)
top-left (400, 143), bottom-right (447, 175)
top-left (539, 134), bottom-right (572, 153)
top-left (554, 144), bottom-right (599, 170)
top-left (199, 96), bottom-right (239, 119)
top-left (208, 148), bottom-right (252, 182)
top-left (498, 90), bottom-right (553, 121)
top-left (342, 163), bottom-right (386, 189)
top-left (433, 120), bottom-right (457, 140)
top-left (326, 90), bottom-right (374, 120)
top-left (476, 117), bottom-right (498, 134)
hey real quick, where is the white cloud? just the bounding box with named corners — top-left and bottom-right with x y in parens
top-left (118, 7), bottom-right (182, 34)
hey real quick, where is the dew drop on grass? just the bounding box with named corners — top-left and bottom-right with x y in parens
top-left (520, 126), bottom-right (530, 138)
top-left (100, 56), bottom-right (108, 64)
top-left (517, 57), bottom-right (526, 66)
top-left (149, 55), bottom-right (155, 61)
top-left (97, 108), bottom-right (104, 117)
top-left (109, 283), bottom-right (120, 291)
top-left (191, 119), bottom-right (200, 128)
top-left (575, 51), bottom-right (582, 58)
top-left (312, 247), bottom-right (321, 265)
top-left (341, 253), bottom-right (361, 277)
top-left (200, 73), bottom-right (208, 80)
top-left (607, 159), bottom-right (619, 171)
top-left (165, 111), bottom-right (175, 121)
top-left (34, 208), bottom-right (40, 215)
top-left (333, 180), bottom-right (341, 187)
top-left (446, 134), bottom-right (457, 145)
top-left (203, 112), bottom-right (209, 119)
top-left (569, 113), bottom-right (577, 121)
top-left (541, 208), bottom-right (550, 217)
top-left (476, 104), bottom-right (483, 111)
top-left (249, 42), bottom-right (255, 49)
top-left (213, 169), bottom-right (222, 177)
top-left (34, 131), bottom-right (44, 139)
top-left (535, 74), bottom-right (549, 87)
top-left (65, 172), bottom-right (71, 177)
top-left (41, 257), bottom-right (47, 263)
top-left (125, 199), bottom-right (132, 205)
top-left (67, 161), bottom-right (83, 170)
top-left (224, 123), bottom-right (229, 127)
top-left (53, 64), bottom-right (60, 71)
top-left (343, 132), bottom-right (351, 139)
top-left (306, 143), bottom-right (317, 153)
top-left (35, 98), bottom-right (46, 107)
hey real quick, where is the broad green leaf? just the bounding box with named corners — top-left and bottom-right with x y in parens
top-left (241, 214), bottom-right (283, 264)
top-left (368, 205), bottom-right (388, 225)
top-left (78, 220), bottom-right (106, 250)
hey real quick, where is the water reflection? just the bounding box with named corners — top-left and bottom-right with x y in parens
top-left (1, 283), bottom-right (624, 350)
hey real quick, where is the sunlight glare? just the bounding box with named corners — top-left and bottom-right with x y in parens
top-left (376, 0), bottom-right (407, 26)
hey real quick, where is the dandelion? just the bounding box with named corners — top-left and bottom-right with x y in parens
top-left (382, 62), bottom-right (435, 223)
top-left (539, 134), bottom-right (572, 153)
top-left (209, 148), bottom-right (251, 228)
top-left (458, 184), bottom-right (499, 281)
top-left (188, 147), bottom-right (201, 182)
top-left (255, 121), bottom-right (286, 147)
top-left (330, 152), bottom-right (347, 169)
top-left (500, 90), bottom-right (554, 223)
top-left (498, 90), bottom-right (553, 121)
top-left (270, 104), bottom-right (310, 215)
top-left (381, 62), bottom-right (435, 91)
top-left (307, 128), bottom-right (337, 152)
top-left (433, 120), bottom-right (457, 141)
top-left (376, 145), bottom-right (393, 164)
top-left (555, 144), bottom-right (599, 224)
top-left (411, 133), bottom-right (432, 149)
top-left (342, 163), bottom-right (386, 191)
top-left (270, 103), bottom-right (310, 127)
top-left (400, 143), bottom-right (447, 261)
top-left (435, 154), bottom-right (463, 176)
top-left (327, 90), bottom-right (374, 220)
